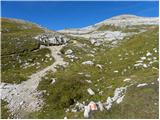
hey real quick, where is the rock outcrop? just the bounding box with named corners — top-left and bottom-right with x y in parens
top-left (34, 30), bottom-right (69, 45)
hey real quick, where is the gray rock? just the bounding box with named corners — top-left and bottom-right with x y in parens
top-left (51, 78), bottom-right (56, 84)
top-left (137, 83), bottom-right (148, 87)
top-left (34, 31), bottom-right (69, 45)
top-left (87, 88), bottom-right (95, 95)
top-left (85, 80), bottom-right (92, 83)
top-left (97, 101), bottom-right (104, 111)
top-left (84, 106), bottom-right (91, 118)
top-left (19, 101), bottom-right (24, 106)
top-left (65, 49), bottom-right (73, 55)
top-left (82, 61), bottom-right (94, 65)
top-left (96, 64), bottom-right (103, 69)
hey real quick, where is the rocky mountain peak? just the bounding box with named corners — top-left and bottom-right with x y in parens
top-left (108, 14), bottom-right (142, 20)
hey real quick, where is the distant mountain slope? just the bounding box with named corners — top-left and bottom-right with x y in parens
top-left (59, 15), bottom-right (158, 47)
top-left (59, 14), bottom-right (158, 34)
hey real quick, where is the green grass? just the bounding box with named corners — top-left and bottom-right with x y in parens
top-left (97, 24), bottom-right (157, 33)
top-left (2, 48), bottom-right (54, 83)
top-left (91, 80), bottom-right (159, 119)
top-left (1, 100), bottom-right (10, 119)
top-left (1, 18), bottom-right (44, 55)
top-left (28, 26), bottom-right (158, 118)
top-left (97, 24), bottom-right (121, 31)
top-left (1, 18), bottom-right (54, 84)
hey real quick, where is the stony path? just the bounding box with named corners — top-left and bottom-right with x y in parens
top-left (0, 45), bottom-right (68, 118)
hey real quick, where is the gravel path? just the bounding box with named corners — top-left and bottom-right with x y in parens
top-left (0, 45), bottom-right (68, 118)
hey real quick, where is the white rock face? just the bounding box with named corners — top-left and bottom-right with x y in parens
top-left (34, 31), bottom-right (69, 45)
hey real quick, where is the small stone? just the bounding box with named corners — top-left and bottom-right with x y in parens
top-left (123, 78), bottom-right (131, 82)
top-left (114, 70), bottom-right (119, 73)
top-left (85, 80), bottom-right (92, 83)
top-left (146, 52), bottom-right (152, 56)
top-left (65, 108), bottom-right (69, 112)
top-left (45, 54), bottom-right (50, 57)
top-left (76, 102), bottom-right (85, 110)
top-left (137, 83), bottom-right (148, 87)
top-left (87, 88), bottom-right (95, 95)
top-left (87, 54), bottom-right (94, 57)
top-left (64, 116), bottom-right (67, 119)
top-left (141, 57), bottom-right (146, 60)
top-left (105, 97), bottom-right (112, 110)
top-left (19, 101), bottom-right (24, 106)
top-left (136, 60), bottom-right (143, 63)
top-left (71, 109), bottom-right (77, 112)
top-left (90, 39), bottom-right (96, 44)
top-left (143, 64), bottom-right (147, 68)
top-left (51, 78), bottom-right (56, 84)
top-left (85, 74), bottom-right (91, 78)
top-left (97, 101), bottom-right (104, 111)
top-left (88, 101), bottom-right (98, 111)
top-left (99, 91), bottom-right (103, 95)
top-left (153, 57), bottom-right (157, 60)
top-left (82, 61), bottom-right (94, 65)
top-left (154, 103), bottom-right (158, 105)
top-left (96, 64), bottom-right (103, 69)
top-left (65, 49), bottom-right (73, 55)
top-left (116, 95), bottom-right (125, 104)
top-left (107, 85), bottom-right (112, 89)
top-left (84, 106), bottom-right (90, 118)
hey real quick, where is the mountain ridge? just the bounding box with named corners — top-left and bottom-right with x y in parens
top-left (59, 14), bottom-right (158, 33)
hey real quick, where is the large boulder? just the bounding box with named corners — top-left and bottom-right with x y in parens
top-left (34, 31), bottom-right (69, 45)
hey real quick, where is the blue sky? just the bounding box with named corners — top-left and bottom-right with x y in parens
top-left (1, 1), bottom-right (159, 30)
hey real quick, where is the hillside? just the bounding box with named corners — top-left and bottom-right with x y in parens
top-left (1, 15), bottom-right (159, 119)
top-left (1, 18), bottom-right (69, 84)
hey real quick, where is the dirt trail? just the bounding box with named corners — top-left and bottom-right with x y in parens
top-left (0, 45), bottom-right (68, 118)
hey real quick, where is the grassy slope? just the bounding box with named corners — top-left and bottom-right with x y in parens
top-left (29, 26), bottom-right (158, 118)
top-left (97, 24), bottom-right (157, 33)
top-left (1, 18), bottom-right (54, 84)
top-left (1, 100), bottom-right (10, 119)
